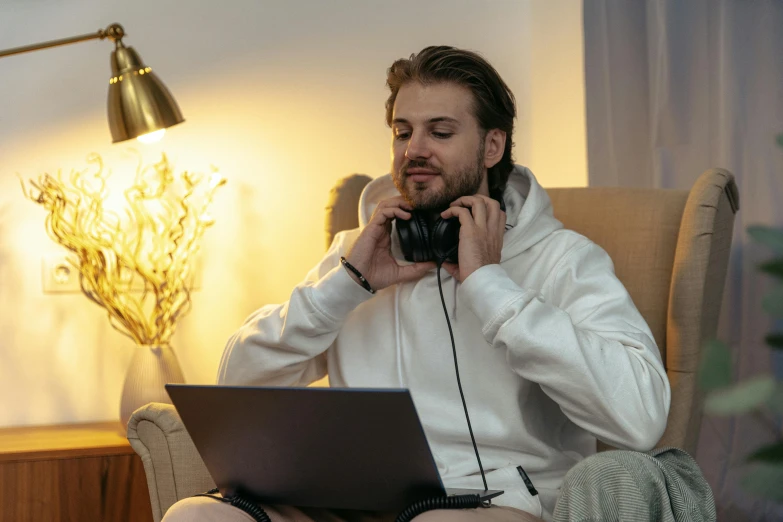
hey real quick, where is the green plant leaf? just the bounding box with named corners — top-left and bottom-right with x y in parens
top-left (705, 376), bottom-right (775, 415)
top-left (768, 382), bottom-right (783, 414)
top-left (748, 441), bottom-right (783, 463)
top-left (741, 463), bottom-right (783, 502)
top-left (767, 333), bottom-right (783, 350)
top-left (762, 286), bottom-right (783, 318)
top-left (759, 259), bottom-right (783, 279)
top-left (698, 340), bottom-right (732, 391)
top-left (777, 133), bottom-right (783, 149)
top-left (748, 226), bottom-right (783, 255)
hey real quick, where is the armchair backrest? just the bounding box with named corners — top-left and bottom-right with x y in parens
top-left (325, 169), bottom-right (739, 454)
top-left (547, 169), bottom-right (738, 453)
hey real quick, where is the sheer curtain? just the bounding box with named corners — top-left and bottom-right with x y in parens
top-left (583, 1), bottom-right (783, 520)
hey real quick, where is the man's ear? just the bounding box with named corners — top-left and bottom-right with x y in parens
top-left (483, 129), bottom-right (506, 169)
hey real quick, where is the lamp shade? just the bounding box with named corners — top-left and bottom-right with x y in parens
top-left (107, 43), bottom-right (184, 143)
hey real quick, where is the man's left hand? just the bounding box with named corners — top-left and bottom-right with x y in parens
top-left (439, 194), bottom-right (506, 282)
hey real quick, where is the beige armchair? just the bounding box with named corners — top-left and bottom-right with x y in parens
top-left (127, 168), bottom-right (739, 522)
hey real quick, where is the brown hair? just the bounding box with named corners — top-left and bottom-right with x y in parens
top-left (385, 46), bottom-right (517, 193)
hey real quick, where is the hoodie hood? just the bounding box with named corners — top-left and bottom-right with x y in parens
top-left (357, 165), bottom-right (564, 261)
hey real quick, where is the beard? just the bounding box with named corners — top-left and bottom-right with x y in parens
top-left (393, 141), bottom-right (485, 212)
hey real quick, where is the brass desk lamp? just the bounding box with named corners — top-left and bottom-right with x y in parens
top-left (0, 23), bottom-right (184, 143)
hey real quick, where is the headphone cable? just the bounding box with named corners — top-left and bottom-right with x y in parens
top-left (436, 261), bottom-right (488, 491)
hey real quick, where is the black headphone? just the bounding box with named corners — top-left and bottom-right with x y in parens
top-left (395, 190), bottom-right (506, 265)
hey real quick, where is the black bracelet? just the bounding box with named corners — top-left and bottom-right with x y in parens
top-left (340, 257), bottom-right (375, 294)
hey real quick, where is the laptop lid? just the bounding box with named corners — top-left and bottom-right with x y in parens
top-left (165, 384), bottom-right (450, 512)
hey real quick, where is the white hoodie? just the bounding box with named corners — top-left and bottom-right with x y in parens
top-left (217, 166), bottom-right (671, 520)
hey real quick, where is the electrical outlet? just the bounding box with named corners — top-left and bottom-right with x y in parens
top-left (42, 254), bottom-right (82, 294)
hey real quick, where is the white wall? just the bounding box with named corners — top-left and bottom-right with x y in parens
top-left (529, 0), bottom-right (588, 187)
top-left (0, 0), bottom-right (585, 427)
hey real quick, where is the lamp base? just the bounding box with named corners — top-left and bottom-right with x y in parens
top-left (120, 344), bottom-right (185, 429)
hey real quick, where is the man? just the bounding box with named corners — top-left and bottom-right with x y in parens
top-left (164, 46), bottom-right (671, 522)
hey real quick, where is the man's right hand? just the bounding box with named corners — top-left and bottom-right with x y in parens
top-left (344, 196), bottom-right (436, 292)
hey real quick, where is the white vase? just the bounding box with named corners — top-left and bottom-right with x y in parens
top-left (120, 344), bottom-right (185, 428)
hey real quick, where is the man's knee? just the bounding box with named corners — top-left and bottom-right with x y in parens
top-left (162, 496), bottom-right (256, 522)
top-left (412, 510), bottom-right (472, 521)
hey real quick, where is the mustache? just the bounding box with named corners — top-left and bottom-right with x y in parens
top-left (402, 160), bottom-right (442, 176)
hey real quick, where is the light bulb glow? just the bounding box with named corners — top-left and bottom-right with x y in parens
top-left (137, 129), bottom-right (166, 144)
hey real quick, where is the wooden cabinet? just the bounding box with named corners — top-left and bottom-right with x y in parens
top-left (0, 422), bottom-right (153, 522)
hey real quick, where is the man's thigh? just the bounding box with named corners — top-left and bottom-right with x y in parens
top-left (163, 497), bottom-right (542, 522)
top-left (162, 497), bottom-right (392, 522)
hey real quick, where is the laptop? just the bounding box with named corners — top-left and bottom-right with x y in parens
top-left (165, 384), bottom-right (503, 512)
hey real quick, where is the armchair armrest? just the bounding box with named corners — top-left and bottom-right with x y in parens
top-left (127, 403), bottom-right (215, 522)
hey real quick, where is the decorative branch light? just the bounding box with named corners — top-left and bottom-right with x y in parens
top-left (20, 153), bottom-right (226, 346)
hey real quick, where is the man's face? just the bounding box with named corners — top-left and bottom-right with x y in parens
top-left (390, 82), bottom-right (488, 211)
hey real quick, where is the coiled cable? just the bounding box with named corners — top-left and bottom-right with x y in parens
top-left (195, 488), bottom-right (271, 522)
top-left (395, 494), bottom-right (483, 522)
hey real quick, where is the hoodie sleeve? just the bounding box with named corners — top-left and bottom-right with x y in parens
top-left (459, 240), bottom-right (671, 451)
top-left (216, 229), bottom-right (373, 386)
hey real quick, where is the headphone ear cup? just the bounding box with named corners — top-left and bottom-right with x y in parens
top-left (431, 217), bottom-right (460, 264)
top-left (396, 212), bottom-right (432, 262)
top-left (415, 213), bottom-right (432, 262)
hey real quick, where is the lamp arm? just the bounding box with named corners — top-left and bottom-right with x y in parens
top-left (0, 23), bottom-right (125, 59)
